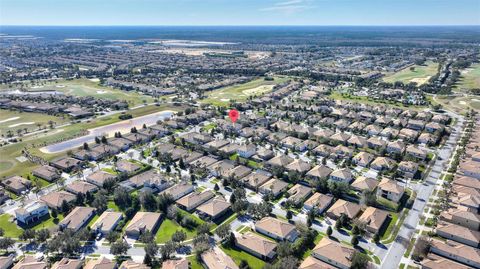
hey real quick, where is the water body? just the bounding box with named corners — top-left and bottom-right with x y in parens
top-left (40, 110), bottom-right (173, 153)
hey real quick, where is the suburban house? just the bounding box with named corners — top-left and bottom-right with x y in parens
top-left (14, 201), bottom-right (49, 225)
top-left (371, 157), bottom-right (397, 171)
top-left (241, 171), bottom-right (271, 189)
top-left (351, 176), bottom-right (379, 192)
top-left (125, 212), bottom-right (162, 238)
top-left (32, 165), bottom-right (61, 182)
top-left (436, 222), bottom-right (480, 248)
top-left (162, 258), bottom-right (189, 269)
top-left (398, 161), bottom-right (419, 178)
top-left (266, 154), bottom-right (293, 168)
top-left (303, 192), bottom-right (334, 214)
top-left (11, 256), bottom-right (47, 269)
top-left (287, 184), bottom-right (313, 204)
top-left (306, 165), bottom-right (333, 181)
top-left (86, 171), bottom-right (116, 187)
top-left (91, 211), bottom-right (124, 235)
top-left (51, 258), bottom-right (82, 269)
top-left (386, 141), bottom-right (406, 154)
top-left (329, 168), bottom-right (353, 184)
top-left (161, 182), bottom-right (194, 200)
top-left (259, 178), bottom-right (289, 197)
top-left (235, 232), bottom-right (277, 260)
top-left (406, 145), bottom-right (427, 160)
top-left (326, 199), bottom-right (362, 220)
top-left (196, 197), bottom-right (231, 220)
top-left (59, 206), bottom-right (96, 232)
top-left (440, 207), bottom-right (480, 230)
top-left (40, 191), bottom-right (77, 209)
top-left (299, 256), bottom-right (337, 269)
top-left (255, 217), bottom-right (299, 242)
top-left (119, 260), bottom-right (150, 269)
top-left (51, 157), bottom-right (83, 172)
top-left (311, 237), bottom-right (355, 269)
top-left (115, 160), bottom-right (141, 174)
top-left (2, 176), bottom-right (31, 195)
top-left (0, 255), bottom-right (14, 269)
top-left (376, 178), bottom-right (405, 203)
top-left (358, 206), bottom-right (389, 234)
top-left (176, 191), bottom-right (215, 212)
top-left (83, 257), bottom-right (116, 269)
top-left (422, 254), bottom-right (472, 269)
top-left (201, 247), bottom-right (238, 269)
top-left (286, 159), bottom-right (312, 174)
top-left (429, 239), bottom-right (480, 268)
top-left (236, 144), bottom-right (256, 158)
top-left (353, 152), bottom-right (374, 167)
top-left (65, 181), bottom-right (98, 195)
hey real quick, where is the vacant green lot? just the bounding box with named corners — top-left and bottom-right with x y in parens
top-left (220, 245), bottom-right (265, 269)
top-left (26, 79), bottom-right (155, 107)
top-left (383, 61), bottom-right (439, 85)
top-left (201, 77), bottom-right (290, 106)
top-left (0, 104), bottom-right (183, 179)
top-left (0, 214), bottom-right (23, 238)
top-left (455, 63), bottom-right (480, 91)
top-left (0, 109), bottom-right (69, 137)
top-left (155, 219), bottom-right (197, 243)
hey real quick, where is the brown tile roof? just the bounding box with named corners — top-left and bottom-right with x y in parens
top-left (84, 257), bottom-right (116, 269)
top-left (351, 176), bottom-right (378, 191)
top-left (201, 246), bottom-right (238, 269)
top-left (161, 259), bottom-right (189, 269)
top-left (422, 254), bottom-right (471, 269)
top-left (326, 199), bottom-right (362, 219)
top-left (125, 212), bottom-right (162, 234)
top-left (430, 239), bottom-right (480, 266)
top-left (312, 237), bottom-right (355, 268)
top-left (255, 217), bottom-right (297, 239)
top-left (358, 207), bottom-right (389, 232)
top-left (196, 197), bottom-right (231, 218)
top-left (40, 190), bottom-right (76, 208)
top-left (235, 231), bottom-right (277, 257)
top-left (299, 256), bottom-right (336, 269)
top-left (51, 258), bottom-right (82, 269)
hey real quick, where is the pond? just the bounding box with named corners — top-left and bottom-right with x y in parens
top-left (40, 110), bottom-right (173, 153)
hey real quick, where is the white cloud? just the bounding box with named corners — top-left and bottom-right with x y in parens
top-left (260, 0), bottom-right (314, 14)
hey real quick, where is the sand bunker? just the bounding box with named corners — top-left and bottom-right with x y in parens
top-left (56, 85), bottom-right (66, 88)
top-left (220, 98), bottom-right (230, 102)
top-left (8, 122), bottom-right (34, 128)
top-left (243, 85), bottom-right (274, 95)
top-left (96, 90), bottom-right (107, 94)
top-left (410, 77), bottom-right (431, 85)
top-left (89, 78), bottom-right (100, 82)
top-left (459, 101), bottom-right (467, 105)
top-left (0, 116), bottom-right (20, 123)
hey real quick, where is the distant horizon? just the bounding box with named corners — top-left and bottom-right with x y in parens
top-left (1, 24), bottom-right (480, 27)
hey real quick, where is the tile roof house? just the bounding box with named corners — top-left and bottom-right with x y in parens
top-left (266, 154), bottom-right (294, 168)
top-left (376, 178), bottom-right (405, 203)
top-left (311, 237), bottom-right (355, 269)
top-left (40, 190), bottom-right (77, 209)
top-left (2, 176), bottom-right (31, 195)
top-left (201, 247), bottom-right (238, 269)
top-left (386, 141), bottom-right (406, 154)
top-left (299, 256), bottom-right (336, 269)
top-left (115, 160), bottom-right (141, 174)
top-left (398, 161), bottom-right (419, 178)
top-left (59, 206), bottom-right (96, 232)
top-left (51, 258), bottom-right (82, 269)
top-left (0, 255), bottom-right (14, 269)
top-left (326, 199), bottom-right (362, 220)
top-left (352, 152), bottom-right (374, 167)
top-left (91, 211), bottom-right (124, 234)
top-left (286, 159), bottom-right (312, 174)
top-left (14, 201), bottom-right (49, 225)
top-left (371, 157), bottom-right (397, 171)
top-left (241, 170), bottom-right (271, 189)
top-left (358, 206), bottom-right (389, 234)
top-left (119, 260), bottom-right (150, 269)
top-left (303, 192), bottom-right (334, 214)
top-left (436, 222), bottom-right (480, 248)
top-left (259, 178), bottom-right (289, 197)
top-left (306, 165), bottom-right (333, 181)
top-left (196, 197), bottom-right (231, 220)
top-left (422, 254), bottom-right (471, 269)
top-left (161, 182), bottom-right (194, 200)
top-left (329, 168), bottom-right (353, 184)
top-left (429, 239), bottom-right (480, 268)
top-left (255, 217), bottom-right (299, 242)
top-left (236, 144), bottom-right (257, 158)
top-left (12, 256), bottom-right (47, 269)
top-left (176, 191), bottom-right (215, 212)
top-left (208, 160), bottom-right (235, 178)
top-left (51, 157), bottom-right (82, 172)
top-left (351, 176), bottom-right (379, 192)
top-left (32, 165), bottom-right (61, 182)
top-left (125, 212), bottom-right (162, 238)
top-left (287, 184), bottom-right (313, 203)
top-left (86, 170), bottom-right (116, 187)
top-left (235, 232), bottom-right (277, 260)
top-left (161, 259), bottom-right (189, 269)
top-left (65, 181), bottom-right (98, 195)
top-left (83, 257), bottom-right (116, 269)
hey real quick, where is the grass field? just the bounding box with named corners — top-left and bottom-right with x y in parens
top-left (0, 109), bottom-right (69, 137)
top-left (220, 245), bottom-right (266, 269)
top-left (0, 104), bottom-right (183, 180)
top-left (455, 63), bottom-right (480, 91)
top-left (155, 219), bottom-right (197, 243)
top-left (201, 77), bottom-right (289, 106)
top-left (429, 94), bottom-right (480, 114)
top-left (24, 79), bottom-right (155, 107)
top-left (0, 214), bottom-right (23, 238)
top-left (329, 91), bottom-right (425, 110)
top-left (383, 61), bottom-right (439, 85)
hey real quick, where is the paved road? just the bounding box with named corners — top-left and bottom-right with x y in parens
top-left (380, 113), bottom-right (463, 269)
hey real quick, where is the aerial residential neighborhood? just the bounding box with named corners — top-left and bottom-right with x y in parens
top-left (0, 1), bottom-right (479, 269)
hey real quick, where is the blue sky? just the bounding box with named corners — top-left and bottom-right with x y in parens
top-left (0, 0), bottom-right (479, 26)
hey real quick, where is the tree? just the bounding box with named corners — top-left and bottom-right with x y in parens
top-left (106, 232), bottom-right (120, 244)
top-left (351, 235), bottom-right (359, 247)
top-left (326, 226), bottom-right (333, 237)
top-left (110, 240), bottom-right (130, 256)
top-left (36, 229), bottom-right (50, 243)
top-left (373, 233), bottom-right (380, 244)
top-left (412, 236), bottom-right (431, 261)
top-left (351, 252), bottom-right (369, 269)
top-left (61, 200), bottom-right (70, 214)
top-left (215, 223), bottom-right (231, 241)
top-left (286, 210), bottom-right (293, 221)
top-left (0, 237), bottom-right (15, 252)
top-left (139, 230), bottom-right (154, 244)
top-left (114, 187), bottom-right (132, 209)
top-left (20, 229), bottom-right (36, 243)
top-left (352, 225), bottom-right (360, 235)
top-left (214, 183), bottom-right (220, 191)
top-left (0, 228), bottom-right (4, 236)
top-left (139, 190), bottom-right (157, 211)
top-left (92, 191), bottom-right (108, 213)
top-left (144, 242), bottom-right (159, 262)
top-left (171, 230), bottom-right (187, 243)
top-left (197, 223), bottom-right (211, 235)
top-left (276, 241), bottom-right (293, 258)
top-left (160, 240), bottom-right (176, 260)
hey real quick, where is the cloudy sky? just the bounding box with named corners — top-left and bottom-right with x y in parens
top-left (1, 0), bottom-right (479, 26)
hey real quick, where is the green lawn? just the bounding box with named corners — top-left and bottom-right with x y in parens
top-left (380, 213), bottom-right (398, 240)
top-left (107, 200), bottom-right (120, 211)
top-left (87, 213), bottom-right (100, 228)
top-left (0, 103), bottom-right (183, 179)
top-left (383, 61), bottom-right (439, 85)
top-left (0, 214), bottom-right (23, 238)
top-left (455, 63), bottom-right (480, 90)
top-left (220, 245), bottom-right (266, 269)
top-left (23, 79), bottom-right (155, 107)
top-left (155, 219), bottom-right (197, 243)
top-left (187, 256), bottom-right (203, 269)
top-left (0, 109), bottom-right (69, 137)
top-left (30, 213), bottom-right (64, 231)
top-left (201, 77), bottom-right (289, 106)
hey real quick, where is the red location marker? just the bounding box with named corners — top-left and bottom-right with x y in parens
top-left (228, 109), bottom-right (239, 123)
